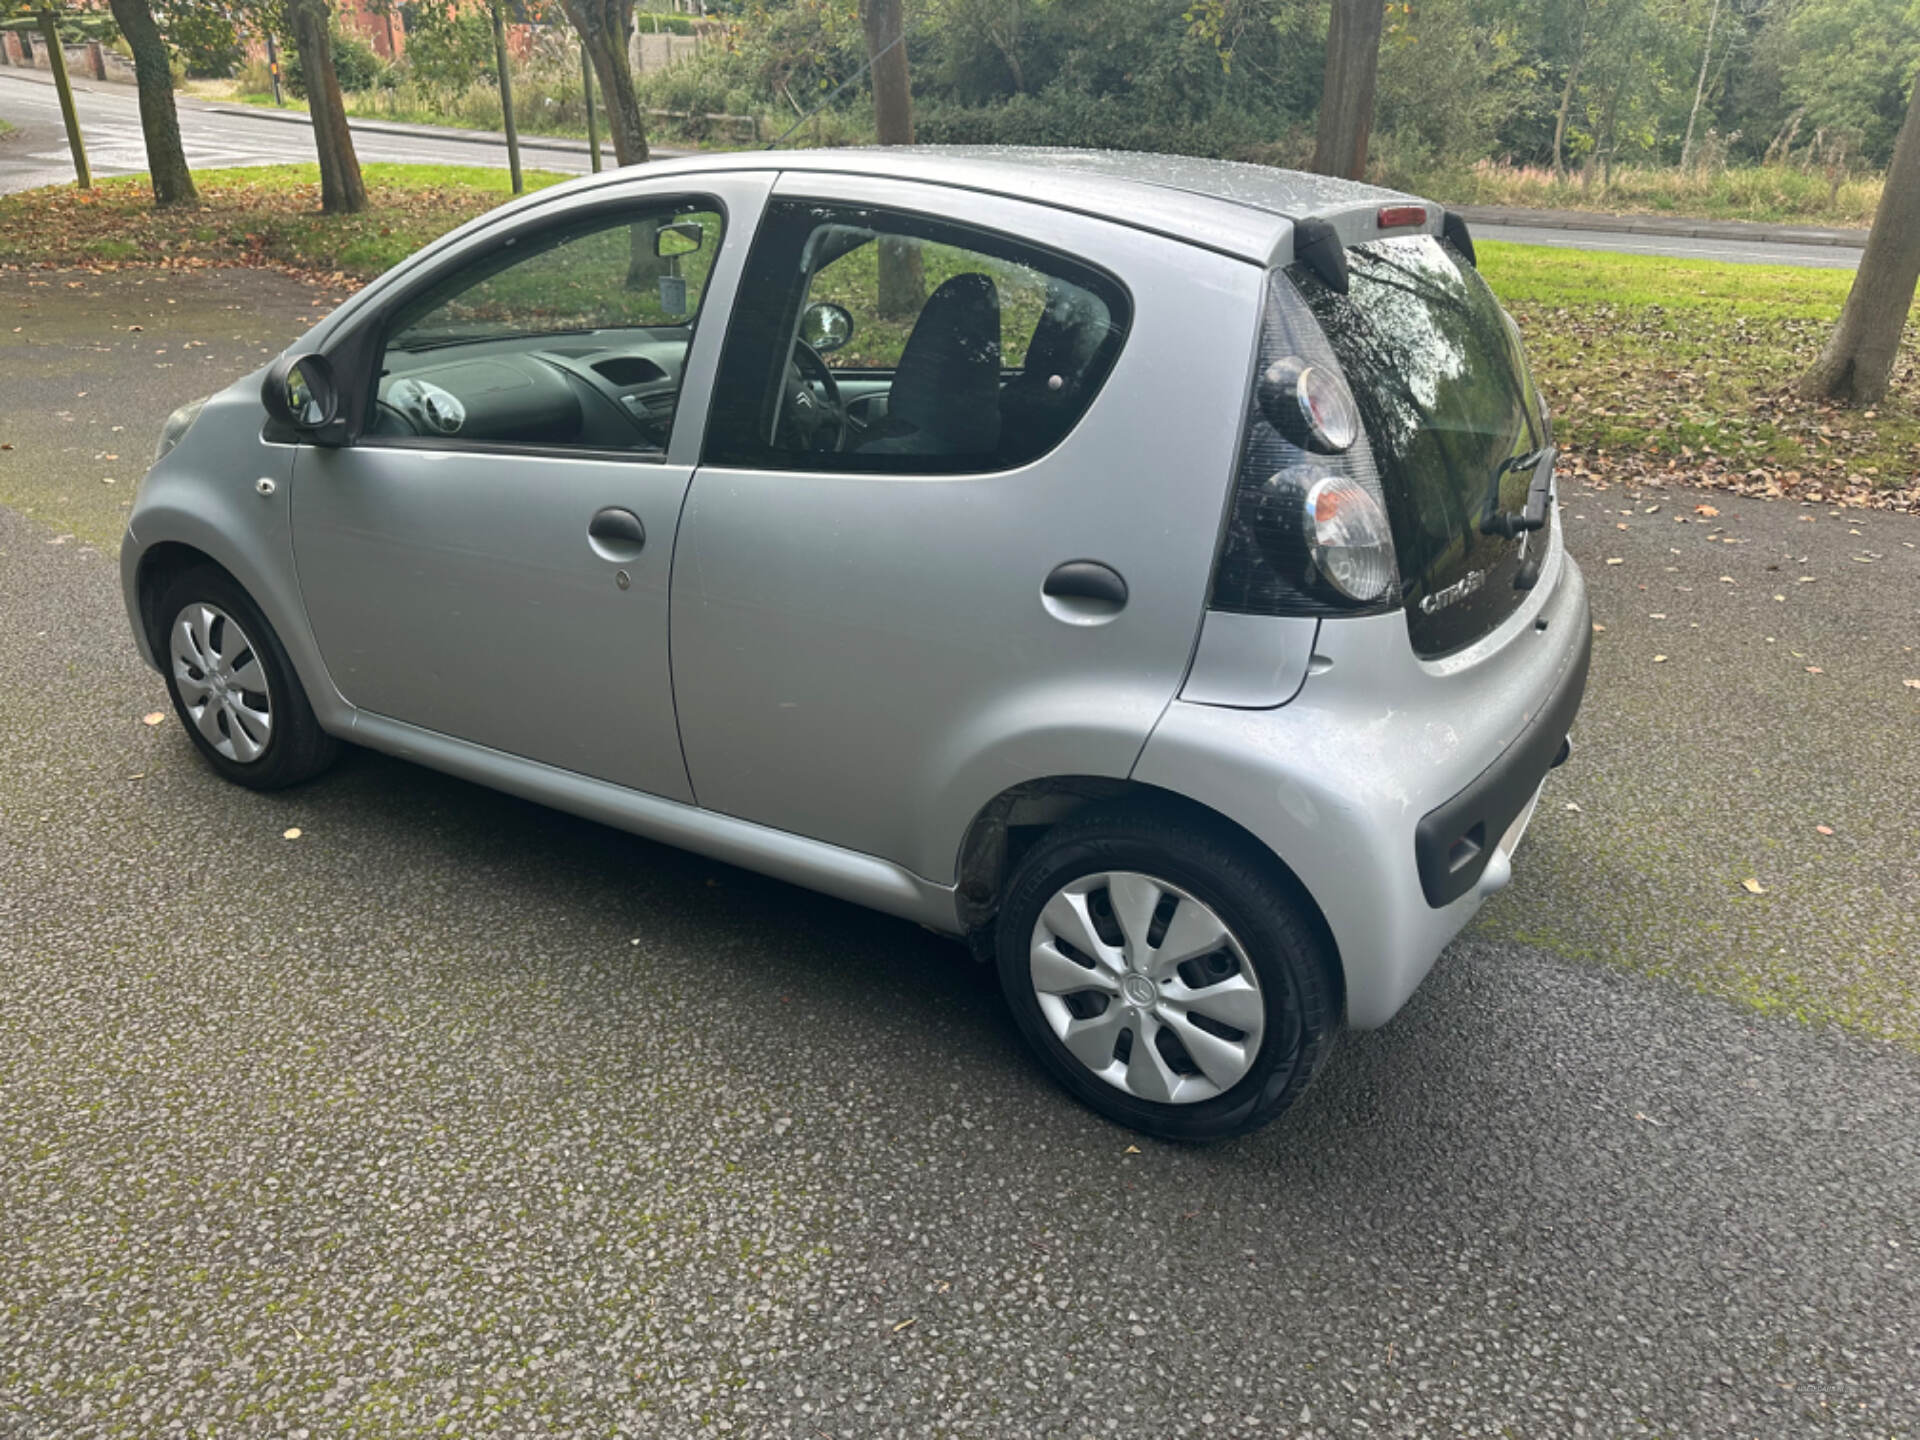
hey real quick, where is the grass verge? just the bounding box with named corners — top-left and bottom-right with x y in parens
top-left (1481, 241), bottom-right (1918, 510)
top-left (0, 163), bottom-right (570, 280)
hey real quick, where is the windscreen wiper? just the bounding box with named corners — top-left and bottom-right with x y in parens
top-left (1481, 445), bottom-right (1556, 537)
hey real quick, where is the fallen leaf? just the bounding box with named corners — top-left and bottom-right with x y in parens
top-left (1633, 1111), bottom-right (1666, 1127)
top-left (1693, 504), bottom-right (1719, 517)
top-left (141, 711), bottom-right (164, 726)
top-left (1741, 878), bottom-right (1766, 895)
top-left (1805, 666), bottom-right (1823, 675)
top-left (282, 827), bottom-right (303, 840)
top-left (891, 1318), bottom-right (916, 1333)
top-left (1719, 576), bottom-right (1735, 584)
top-left (1815, 825), bottom-right (1835, 836)
top-left (1905, 679), bottom-right (1920, 691)
top-left (1605, 557), bottom-right (1624, 566)
top-left (1592, 622), bottom-right (1606, 633)
top-left (1123, 1144), bottom-right (1141, 1155)
top-left (1565, 801), bottom-right (1582, 812)
top-left (1653, 654), bottom-right (1668, 663)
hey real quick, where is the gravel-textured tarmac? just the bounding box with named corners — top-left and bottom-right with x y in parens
top-left (3, 268), bottom-right (1918, 1437)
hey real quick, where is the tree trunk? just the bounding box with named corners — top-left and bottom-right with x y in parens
top-left (1680, 0), bottom-right (1720, 171)
top-left (107, 0), bottom-right (196, 207)
top-left (1313, 0), bottom-right (1390, 181)
top-left (288, 0), bottom-right (367, 214)
top-left (861, 0), bottom-right (923, 317)
top-left (1311, 0), bottom-right (1385, 180)
top-left (1798, 76), bottom-right (1920, 406)
top-left (561, 0), bottom-right (649, 165)
top-left (1552, 53), bottom-right (1582, 181)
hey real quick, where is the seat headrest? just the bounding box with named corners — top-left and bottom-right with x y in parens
top-left (887, 272), bottom-right (1001, 452)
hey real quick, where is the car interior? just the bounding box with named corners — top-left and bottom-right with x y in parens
top-left (363, 199), bottom-right (1127, 471)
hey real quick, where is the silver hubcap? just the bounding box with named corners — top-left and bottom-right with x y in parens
top-left (170, 602), bottom-right (273, 763)
top-left (1029, 871), bottom-right (1266, 1105)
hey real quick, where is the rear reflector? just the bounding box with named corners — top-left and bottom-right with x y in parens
top-left (1376, 205), bottom-right (1427, 229)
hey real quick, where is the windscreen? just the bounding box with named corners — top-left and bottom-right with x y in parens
top-left (1291, 236), bottom-right (1549, 658)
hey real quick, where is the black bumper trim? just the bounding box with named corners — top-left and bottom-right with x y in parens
top-left (1414, 604), bottom-right (1592, 908)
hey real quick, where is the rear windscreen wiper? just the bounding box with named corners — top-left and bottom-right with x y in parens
top-left (1481, 445), bottom-right (1556, 537)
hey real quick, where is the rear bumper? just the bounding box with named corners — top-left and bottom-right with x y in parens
top-left (1415, 612), bottom-right (1590, 906)
top-left (1134, 539), bottom-right (1589, 1028)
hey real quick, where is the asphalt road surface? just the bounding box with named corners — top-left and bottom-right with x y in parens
top-left (2, 270), bottom-right (1918, 1438)
top-left (0, 68), bottom-right (1865, 270)
top-left (0, 67), bottom-right (664, 194)
top-left (1474, 220), bottom-right (1862, 269)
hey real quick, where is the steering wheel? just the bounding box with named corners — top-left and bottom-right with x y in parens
top-left (780, 340), bottom-right (847, 453)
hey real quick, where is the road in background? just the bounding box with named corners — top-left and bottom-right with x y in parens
top-left (0, 68), bottom-right (655, 194)
top-left (1473, 219), bottom-right (1862, 268)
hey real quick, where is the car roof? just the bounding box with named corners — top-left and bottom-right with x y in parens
top-left (553, 146), bottom-right (1427, 265)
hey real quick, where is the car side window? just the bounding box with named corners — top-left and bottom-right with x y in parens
top-left (369, 200), bottom-right (724, 454)
top-left (704, 200), bottom-right (1130, 474)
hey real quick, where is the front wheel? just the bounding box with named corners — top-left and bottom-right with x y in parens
top-left (995, 808), bottom-right (1340, 1141)
top-left (156, 566), bottom-right (338, 791)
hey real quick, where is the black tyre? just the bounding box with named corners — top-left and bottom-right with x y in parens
top-left (155, 565), bottom-right (339, 791)
top-left (996, 806), bottom-right (1340, 1141)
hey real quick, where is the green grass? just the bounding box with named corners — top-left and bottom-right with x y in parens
top-left (0, 163), bottom-right (572, 280)
top-left (0, 117), bottom-right (16, 140)
top-left (1481, 241), bottom-right (1918, 500)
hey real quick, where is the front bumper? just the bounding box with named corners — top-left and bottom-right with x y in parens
top-left (1134, 542), bottom-right (1590, 1028)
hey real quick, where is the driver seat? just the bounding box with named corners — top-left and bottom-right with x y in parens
top-left (855, 273), bottom-right (1002, 457)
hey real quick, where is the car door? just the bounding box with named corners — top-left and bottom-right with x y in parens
top-left (672, 172), bottom-right (1260, 882)
top-left (292, 173), bottom-right (771, 801)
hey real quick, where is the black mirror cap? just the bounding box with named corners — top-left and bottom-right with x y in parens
top-left (262, 351), bottom-right (346, 442)
top-left (1291, 218), bottom-right (1349, 296)
top-left (1442, 210), bottom-right (1478, 268)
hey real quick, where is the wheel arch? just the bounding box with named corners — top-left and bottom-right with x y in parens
top-left (954, 776), bottom-right (1344, 1012)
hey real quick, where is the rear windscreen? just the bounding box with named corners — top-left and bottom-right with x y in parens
top-left (1291, 236), bottom-right (1549, 658)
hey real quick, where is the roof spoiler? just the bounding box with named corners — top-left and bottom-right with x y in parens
top-left (1443, 210), bottom-right (1478, 267)
top-left (1290, 207), bottom-right (1474, 292)
top-left (1291, 218), bottom-right (1348, 295)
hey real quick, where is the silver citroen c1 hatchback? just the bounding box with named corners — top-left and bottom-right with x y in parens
top-left (123, 148), bottom-right (1589, 1140)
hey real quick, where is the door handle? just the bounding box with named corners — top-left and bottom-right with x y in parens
top-left (587, 506), bottom-right (646, 561)
top-left (1041, 560), bottom-right (1128, 623)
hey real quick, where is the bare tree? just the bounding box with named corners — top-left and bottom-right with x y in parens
top-left (1680, 0), bottom-right (1721, 171)
top-left (286, 0), bottom-right (366, 213)
top-left (1311, 0), bottom-right (1385, 180)
top-left (106, 0), bottom-right (197, 207)
top-left (1798, 76), bottom-right (1920, 406)
top-left (861, 0), bottom-right (924, 316)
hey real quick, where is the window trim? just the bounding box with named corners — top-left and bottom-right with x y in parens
top-left (702, 196), bottom-right (1133, 477)
top-left (326, 191), bottom-right (731, 462)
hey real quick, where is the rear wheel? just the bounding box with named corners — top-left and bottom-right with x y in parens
top-left (996, 808), bottom-right (1339, 1140)
top-left (157, 566), bottom-right (338, 791)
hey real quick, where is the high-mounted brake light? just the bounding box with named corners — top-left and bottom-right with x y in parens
top-left (1376, 205), bottom-right (1427, 230)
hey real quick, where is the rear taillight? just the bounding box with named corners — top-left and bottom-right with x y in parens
top-left (1207, 271), bottom-right (1400, 618)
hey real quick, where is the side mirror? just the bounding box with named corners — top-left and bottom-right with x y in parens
top-left (654, 221), bottom-right (705, 259)
top-left (263, 352), bottom-right (342, 438)
top-left (799, 301), bottom-right (853, 355)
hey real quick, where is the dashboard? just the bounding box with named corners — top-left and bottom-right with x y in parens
top-left (371, 328), bottom-right (695, 452)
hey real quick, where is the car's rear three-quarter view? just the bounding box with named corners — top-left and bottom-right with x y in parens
top-left (119, 149), bottom-right (1588, 1141)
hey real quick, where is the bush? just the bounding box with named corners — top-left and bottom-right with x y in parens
top-left (402, 2), bottom-right (495, 92)
top-left (283, 27), bottom-right (391, 99)
top-left (164, 5), bottom-right (244, 79)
